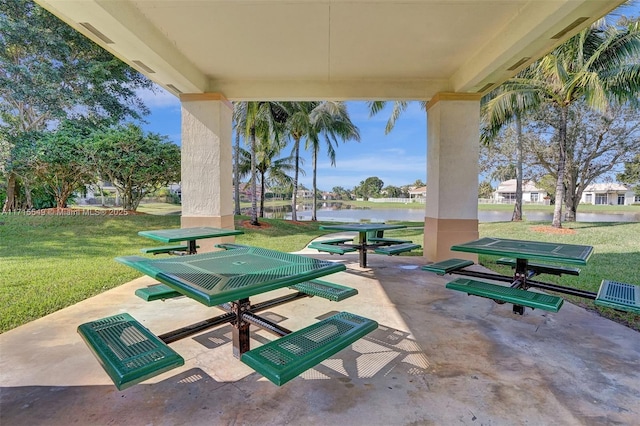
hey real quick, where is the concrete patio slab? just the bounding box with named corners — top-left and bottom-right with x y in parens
top-left (1, 250), bottom-right (638, 426)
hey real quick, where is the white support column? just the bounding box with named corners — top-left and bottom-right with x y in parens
top-left (424, 93), bottom-right (481, 262)
top-left (180, 93), bottom-right (235, 249)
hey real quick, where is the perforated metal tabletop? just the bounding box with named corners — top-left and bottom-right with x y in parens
top-left (116, 246), bottom-right (346, 306)
top-left (138, 226), bottom-right (243, 243)
top-left (451, 237), bottom-right (593, 265)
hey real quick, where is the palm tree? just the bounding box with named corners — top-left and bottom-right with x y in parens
top-left (481, 91), bottom-right (527, 221)
top-left (482, 19), bottom-right (640, 227)
top-left (232, 104), bottom-right (242, 215)
top-left (368, 101), bottom-right (427, 134)
top-left (284, 102), bottom-right (359, 221)
top-left (282, 102), bottom-right (314, 221)
top-left (306, 102), bottom-right (360, 220)
top-left (233, 102), bottom-right (287, 225)
top-left (236, 132), bottom-right (295, 217)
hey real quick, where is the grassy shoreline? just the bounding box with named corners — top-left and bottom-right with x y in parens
top-left (1, 210), bottom-right (638, 333)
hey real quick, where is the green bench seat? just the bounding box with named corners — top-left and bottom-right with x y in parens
top-left (290, 279), bottom-right (358, 302)
top-left (595, 280), bottom-right (640, 314)
top-left (308, 242), bottom-right (357, 255)
top-left (77, 313), bottom-right (184, 390)
top-left (446, 278), bottom-right (564, 313)
top-left (373, 243), bottom-right (421, 255)
top-left (421, 258), bottom-right (474, 275)
top-left (140, 245), bottom-right (198, 255)
top-left (368, 237), bottom-right (412, 245)
top-left (241, 311), bottom-right (377, 386)
top-left (215, 243), bottom-right (249, 250)
top-left (135, 283), bottom-right (182, 301)
top-left (496, 258), bottom-right (580, 276)
top-left (317, 237), bottom-right (354, 245)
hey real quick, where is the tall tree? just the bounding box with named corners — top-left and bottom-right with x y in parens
top-left (482, 19), bottom-right (640, 227)
top-left (282, 102), bottom-right (314, 221)
top-left (234, 102), bottom-right (287, 225)
top-left (526, 101), bottom-right (640, 219)
top-left (92, 124), bottom-right (180, 211)
top-left (232, 106), bottom-right (242, 215)
top-left (354, 176), bottom-right (384, 200)
top-left (306, 101), bottom-right (360, 220)
top-left (0, 0), bottom-right (152, 211)
top-left (368, 101), bottom-right (427, 134)
top-left (236, 133), bottom-right (295, 217)
top-left (283, 101), bottom-right (359, 221)
top-left (33, 120), bottom-right (95, 208)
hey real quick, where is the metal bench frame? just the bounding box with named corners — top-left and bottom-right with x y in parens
top-left (241, 312), bottom-right (377, 386)
top-left (308, 242), bottom-right (358, 255)
top-left (373, 243), bottom-right (421, 256)
top-left (77, 313), bottom-right (184, 390)
top-left (446, 278), bottom-right (564, 313)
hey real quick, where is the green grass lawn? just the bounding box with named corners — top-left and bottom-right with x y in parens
top-left (1, 211), bottom-right (638, 333)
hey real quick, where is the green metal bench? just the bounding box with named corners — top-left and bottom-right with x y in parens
top-left (290, 279), bottom-right (358, 302)
top-left (595, 280), bottom-right (640, 314)
top-left (446, 278), bottom-right (564, 313)
top-left (373, 243), bottom-right (421, 255)
top-left (421, 258), bottom-right (474, 275)
top-left (135, 283), bottom-right (182, 301)
top-left (77, 313), bottom-right (184, 390)
top-left (316, 237), bottom-right (354, 245)
top-left (241, 311), bottom-right (378, 386)
top-left (308, 242), bottom-right (357, 255)
top-left (496, 257), bottom-right (580, 276)
top-left (214, 243), bottom-right (249, 250)
top-left (140, 245), bottom-right (198, 255)
top-left (367, 237), bottom-right (412, 245)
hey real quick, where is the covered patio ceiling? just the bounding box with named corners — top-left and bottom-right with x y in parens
top-left (35, 0), bottom-right (624, 101)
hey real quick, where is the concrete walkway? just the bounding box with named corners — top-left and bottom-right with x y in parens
top-left (1, 240), bottom-right (639, 425)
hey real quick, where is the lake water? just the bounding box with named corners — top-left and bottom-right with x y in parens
top-left (249, 204), bottom-right (640, 223)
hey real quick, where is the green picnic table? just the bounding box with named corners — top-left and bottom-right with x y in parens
top-left (138, 226), bottom-right (244, 254)
top-left (78, 246), bottom-right (378, 388)
top-left (450, 237), bottom-right (593, 266)
top-left (447, 237), bottom-right (594, 315)
top-left (318, 223), bottom-right (409, 267)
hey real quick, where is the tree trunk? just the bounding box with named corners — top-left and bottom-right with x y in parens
top-left (233, 129), bottom-right (241, 215)
top-left (564, 140), bottom-right (578, 222)
top-left (291, 137), bottom-right (300, 221)
top-left (23, 180), bottom-right (33, 210)
top-left (564, 177), bottom-right (578, 222)
top-left (259, 171), bottom-right (266, 218)
top-left (250, 126), bottom-right (259, 226)
top-left (311, 147), bottom-right (318, 221)
top-left (552, 107), bottom-right (568, 228)
top-left (3, 172), bottom-right (18, 212)
top-left (512, 115), bottom-right (523, 221)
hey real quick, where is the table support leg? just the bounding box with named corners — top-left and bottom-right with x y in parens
top-left (515, 258), bottom-right (528, 288)
top-left (188, 240), bottom-right (197, 255)
top-left (359, 232), bottom-right (367, 268)
top-left (231, 298), bottom-right (251, 358)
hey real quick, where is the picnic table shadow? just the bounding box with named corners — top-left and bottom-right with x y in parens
top-left (1, 317), bottom-right (431, 425)
top-left (193, 310), bottom-right (430, 382)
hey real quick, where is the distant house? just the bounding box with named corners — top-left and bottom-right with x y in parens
top-left (321, 191), bottom-right (336, 200)
top-left (494, 179), bottom-right (547, 204)
top-left (580, 183), bottom-right (636, 205)
top-left (296, 188), bottom-right (313, 199)
top-left (409, 186), bottom-right (427, 200)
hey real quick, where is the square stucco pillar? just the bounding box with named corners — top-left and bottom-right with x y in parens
top-left (424, 93), bottom-right (481, 262)
top-left (180, 93), bottom-right (236, 250)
